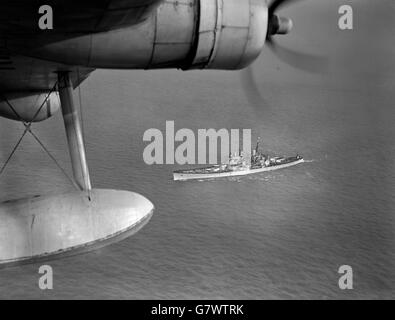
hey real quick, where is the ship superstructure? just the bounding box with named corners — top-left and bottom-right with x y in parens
top-left (173, 139), bottom-right (304, 181)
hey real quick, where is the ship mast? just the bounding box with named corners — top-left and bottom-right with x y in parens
top-left (255, 137), bottom-right (260, 154)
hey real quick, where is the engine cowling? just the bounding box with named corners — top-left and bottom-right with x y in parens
top-left (188, 0), bottom-right (268, 70)
top-left (23, 0), bottom-right (268, 71)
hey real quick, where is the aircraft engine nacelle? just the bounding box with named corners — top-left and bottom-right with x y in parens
top-left (187, 0), bottom-right (268, 70)
top-left (25, 0), bottom-right (268, 71)
top-left (0, 92), bottom-right (60, 122)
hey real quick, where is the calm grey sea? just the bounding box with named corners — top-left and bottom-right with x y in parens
top-left (0, 0), bottom-right (394, 299)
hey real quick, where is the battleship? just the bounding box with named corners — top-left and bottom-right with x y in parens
top-left (173, 140), bottom-right (304, 181)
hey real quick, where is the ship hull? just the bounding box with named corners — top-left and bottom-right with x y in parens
top-left (174, 159), bottom-right (304, 181)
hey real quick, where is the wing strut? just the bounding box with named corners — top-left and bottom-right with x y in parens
top-left (58, 72), bottom-right (92, 195)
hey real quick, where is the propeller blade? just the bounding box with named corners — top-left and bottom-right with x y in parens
top-left (267, 37), bottom-right (328, 73)
top-left (240, 66), bottom-right (270, 112)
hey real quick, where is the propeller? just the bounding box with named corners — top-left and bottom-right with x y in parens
top-left (242, 0), bottom-right (328, 110)
top-left (241, 67), bottom-right (266, 111)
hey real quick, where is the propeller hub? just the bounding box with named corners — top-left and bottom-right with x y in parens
top-left (268, 15), bottom-right (293, 36)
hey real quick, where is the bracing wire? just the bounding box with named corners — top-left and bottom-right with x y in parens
top-left (0, 129), bottom-right (28, 176)
top-left (28, 130), bottom-right (79, 190)
top-left (0, 79), bottom-right (79, 191)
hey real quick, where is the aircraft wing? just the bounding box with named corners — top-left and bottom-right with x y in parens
top-left (0, 0), bottom-right (163, 35)
top-left (0, 0), bottom-right (163, 92)
top-left (0, 56), bottom-right (94, 92)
